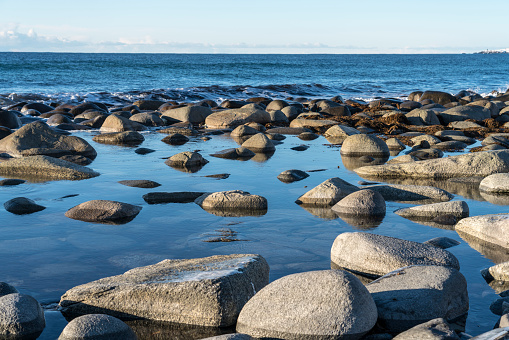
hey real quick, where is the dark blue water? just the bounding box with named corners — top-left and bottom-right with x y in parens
top-left (1, 53), bottom-right (508, 104)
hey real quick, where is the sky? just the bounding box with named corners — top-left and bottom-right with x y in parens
top-left (0, 0), bottom-right (508, 54)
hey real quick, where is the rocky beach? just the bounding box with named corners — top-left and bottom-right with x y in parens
top-left (1, 85), bottom-right (509, 339)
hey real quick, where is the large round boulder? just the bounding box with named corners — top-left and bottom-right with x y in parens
top-left (0, 293), bottom-right (45, 340)
top-left (236, 270), bottom-right (377, 340)
top-left (92, 131), bottom-right (144, 145)
top-left (65, 200), bottom-right (142, 224)
top-left (58, 314), bottom-right (137, 340)
top-left (419, 91), bottom-right (458, 105)
top-left (479, 173), bottom-right (509, 193)
top-left (4, 197), bottom-right (46, 215)
top-left (195, 190), bottom-right (267, 216)
top-left (438, 106), bottom-right (491, 124)
top-left (205, 108), bottom-right (271, 129)
top-left (129, 112), bottom-right (165, 127)
top-left (332, 189), bottom-right (386, 216)
top-left (455, 214), bottom-right (509, 249)
top-left (161, 105), bottom-right (212, 124)
top-left (340, 134), bottom-right (390, 157)
top-left (0, 110), bottom-right (22, 129)
top-left (241, 134), bottom-right (275, 153)
top-left (296, 177), bottom-right (359, 206)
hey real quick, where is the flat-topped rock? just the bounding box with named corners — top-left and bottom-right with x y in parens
top-left (456, 214), bottom-right (509, 249)
top-left (296, 177), bottom-right (359, 206)
top-left (92, 131), bottom-right (145, 145)
top-left (324, 124), bottom-right (360, 138)
top-left (165, 151), bottom-right (209, 170)
top-left (118, 180), bottom-right (161, 188)
top-left (331, 232), bottom-right (460, 278)
top-left (236, 270), bottom-right (377, 340)
top-left (162, 105), bottom-right (212, 124)
top-left (143, 191), bottom-right (206, 204)
top-left (395, 201), bottom-right (469, 219)
top-left (65, 200), bottom-right (142, 224)
top-left (195, 190), bottom-right (267, 213)
top-left (363, 184), bottom-right (453, 203)
top-left (289, 118), bottom-right (338, 129)
top-left (0, 155), bottom-right (100, 181)
top-left (205, 108), bottom-right (271, 129)
top-left (355, 150), bottom-right (509, 179)
top-left (59, 254), bottom-right (269, 327)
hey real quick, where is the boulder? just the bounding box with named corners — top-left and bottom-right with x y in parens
top-left (59, 254), bottom-right (269, 327)
top-left (162, 106), bottom-right (212, 124)
top-left (100, 115), bottom-right (136, 132)
top-left (165, 151), bottom-right (208, 172)
top-left (295, 177), bottom-right (359, 206)
top-left (323, 125), bottom-right (360, 139)
top-left (0, 155), bottom-right (100, 180)
top-left (331, 232), bottom-right (460, 278)
top-left (385, 138), bottom-right (406, 151)
top-left (158, 126), bottom-right (199, 136)
top-left (92, 131), bottom-right (144, 145)
top-left (423, 237), bottom-right (461, 250)
top-left (118, 180), bottom-right (161, 189)
top-left (438, 106), bottom-right (491, 124)
top-left (0, 110), bottom-right (22, 129)
top-left (46, 113), bottom-right (73, 126)
top-left (241, 134), bottom-right (275, 153)
top-left (289, 118), bottom-right (338, 129)
top-left (129, 112), bottom-right (165, 127)
top-left (367, 266), bottom-right (468, 334)
top-left (280, 106), bottom-right (301, 120)
top-left (479, 173), bottom-right (509, 193)
top-left (355, 150), bottom-right (509, 179)
top-left (65, 200), bottom-right (142, 224)
top-left (419, 91), bottom-right (458, 105)
top-left (4, 197), bottom-right (46, 215)
top-left (266, 100), bottom-right (289, 111)
top-left (268, 110), bottom-right (289, 124)
top-left (132, 99), bottom-right (165, 111)
top-left (321, 105), bottom-right (351, 117)
top-left (142, 191), bottom-right (206, 204)
top-left (433, 141), bottom-right (467, 151)
top-left (456, 214), bottom-right (509, 249)
top-left (406, 109), bottom-right (441, 125)
top-left (201, 335), bottom-right (253, 340)
top-left (0, 293), bottom-right (45, 340)
top-left (277, 169), bottom-right (309, 183)
top-left (236, 270), bottom-right (377, 340)
top-left (210, 147), bottom-right (255, 160)
top-left (0, 121), bottom-right (97, 159)
top-left (265, 127), bottom-right (311, 135)
top-left (0, 283), bottom-right (18, 297)
top-left (340, 134), bottom-right (390, 157)
top-left (195, 190), bottom-right (267, 214)
top-left (395, 201), bottom-right (469, 219)
top-left (392, 318), bottom-right (460, 340)
top-left (205, 108), bottom-right (271, 129)
top-left (482, 261), bottom-right (509, 282)
top-left (161, 133), bottom-right (189, 145)
top-left (230, 125), bottom-right (259, 138)
top-left (363, 184), bottom-right (453, 203)
top-left (411, 134), bottom-right (441, 146)
top-left (58, 314), bottom-right (137, 340)
top-left (21, 102), bottom-right (54, 114)
top-left (331, 189), bottom-right (386, 216)
top-left (69, 103), bottom-right (108, 116)
top-left (469, 328), bottom-right (509, 339)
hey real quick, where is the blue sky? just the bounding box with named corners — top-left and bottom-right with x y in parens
top-left (1, 0), bottom-right (508, 53)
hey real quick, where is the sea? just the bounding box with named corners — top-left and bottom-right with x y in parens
top-left (1, 53), bottom-right (509, 339)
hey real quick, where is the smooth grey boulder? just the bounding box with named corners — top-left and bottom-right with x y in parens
top-left (385, 138), bottom-right (406, 151)
top-left (265, 127), bottom-right (311, 135)
top-left (0, 155), bottom-right (100, 180)
top-left (332, 189), bottom-right (386, 216)
top-left (367, 265), bottom-right (468, 334)
top-left (100, 115), bottom-right (136, 132)
top-left (59, 254), bottom-right (269, 327)
top-left (241, 134), bottom-right (275, 153)
top-left (469, 328), bottom-right (509, 339)
top-left (117, 180), bottom-right (161, 189)
top-left (165, 151), bottom-right (209, 171)
top-left (331, 232), bottom-right (460, 278)
top-left (210, 147), bottom-right (255, 160)
top-left (363, 184), bottom-right (453, 203)
top-left (482, 262), bottom-right (509, 282)
top-left (158, 126), bottom-right (199, 136)
top-left (92, 131), bottom-right (144, 145)
top-left (394, 201), bottom-right (469, 219)
top-left (205, 108), bottom-right (271, 129)
top-left (392, 318), bottom-right (460, 339)
top-left (456, 214), bottom-right (509, 249)
top-left (266, 99), bottom-right (289, 111)
top-left (411, 134), bottom-right (441, 146)
top-left (340, 134), bottom-right (390, 157)
top-left (479, 173), bottom-right (509, 193)
top-left (195, 190), bottom-right (267, 213)
top-left (419, 91), bottom-right (458, 105)
top-left (142, 191), bottom-right (206, 204)
top-left (58, 314), bottom-right (137, 340)
top-left (295, 177), bottom-right (359, 206)
top-left (4, 197), bottom-right (46, 215)
top-left (323, 125), bottom-right (360, 138)
top-left (268, 110), bottom-right (289, 124)
top-left (438, 105), bottom-right (491, 124)
top-left (236, 270), bottom-right (377, 340)
top-left (0, 121), bottom-right (97, 159)
top-left (162, 105), bottom-right (212, 124)
top-left (0, 293), bottom-right (45, 340)
top-left (129, 112), bottom-right (165, 127)
top-left (133, 99), bottom-right (165, 111)
top-left (0, 110), bottom-right (22, 129)
top-left (21, 102), bottom-right (54, 114)
top-left (406, 109), bottom-right (441, 125)
top-left (65, 200), bottom-right (142, 224)
top-left (230, 125), bottom-right (260, 138)
top-left (277, 169), bottom-right (309, 183)
top-left (0, 283), bottom-right (18, 297)
top-left (355, 150), bottom-right (509, 179)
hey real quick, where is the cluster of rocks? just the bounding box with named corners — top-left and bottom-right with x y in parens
top-left (2, 88), bottom-right (509, 338)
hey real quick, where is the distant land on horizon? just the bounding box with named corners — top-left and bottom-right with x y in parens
top-left (474, 48), bottom-right (509, 54)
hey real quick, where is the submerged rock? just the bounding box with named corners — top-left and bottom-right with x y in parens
top-left (59, 254), bottom-right (269, 327)
top-left (236, 270), bottom-right (377, 340)
top-left (4, 197), bottom-right (46, 215)
top-left (118, 180), bottom-right (161, 188)
top-left (165, 151), bottom-right (209, 172)
top-left (143, 191), bottom-right (206, 204)
top-left (65, 200), bottom-right (142, 224)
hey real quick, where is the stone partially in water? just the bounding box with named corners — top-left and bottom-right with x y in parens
top-left (161, 133), bottom-right (189, 146)
top-left (0, 293), bottom-right (45, 340)
top-left (0, 282), bottom-right (18, 297)
top-left (479, 173), bottom-right (509, 193)
top-left (394, 201), bottom-right (469, 220)
top-left (331, 189), bottom-right (386, 217)
top-left (118, 180), bottom-right (161, 189)
top-left (65, 200), bottom-right (142, 224)
top-left (58, 314), bottom-right (137, 340)
top-left (363, 184), bottom-right (453, 203)
top-left (4, 197), bottom-right (46, 215)
top-left (92, 131), bottom-right (145, 145)
top-left (455, 214), bottom-right (509, 249)
top-left (392, 318), bottom-right (460, 340)
top-left (236, 270), bottom-right (377, 340)
top-left (340, 134), bottom-right (390, 157)
top-left (241, 134), bottom-right (275, 153)
top-left (195, 190), bottom-right (267, 217)
top-left (277, 169), bottom-right (309, 183)
top-left (143, 192), bottom-right (206, 204)
top-left (482, 262), bottom-right (509, 282)
top-left (295, 177), bottom-right (359, 206)
top-left (165, 151), bottom-right (209, 173)
top-left (59, 254), bottom-right (269, 327)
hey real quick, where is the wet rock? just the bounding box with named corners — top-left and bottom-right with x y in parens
top-left (331, 232), bottom-right (460, 278)
top-left (395, 201), bottom-right (468, 220)
top-left (230, 125), bottom-right (259, 138)
top-left (210, 147), bottom-right (255, 160)
top-left (162, 106), bottom-right (212, 124)
top-left (392, 318), bottom-right (460, 339)
top-left (46, 113), bottom-right (73, 126)
top-left (265, 133), bottom-right (285, 141)
top-left (438, 106), bottom-right (491, 124)
top-left (298, 132), bottom-right (318, 140)
top-left (118, 180), bottom-right (161, 189)
top-left (385, 138), bottom-right (406, 151)
top-left (205, 108), bottom-right (271, 129)
top-left (195, 190), bottom-right (267, 213)
top-left (158, 126), bottom-right (199, 136)
top-left (236, 270), bottom-right (377, 340)
top-left (387, 154), bottom-right (419, 164)
top-left (58, 314), bottom-right (137, 340)
top-left (419, 91), bottom-right (458, 105)
top-left (408, 148), bottom-right (444, 160)
top-left (364, 184), bottom-right (453, 203)
top-left (456, 214), bottom-right (509, 249)
top-left (65, 200), bottom-right (142, 224)
top-left (355, 150), bottom-right (509, 179)
top-left (130, 112), bottom-right (165, 127)
top-left (143, 191), bottom-right (206, 204)
top-left (0, 121), bottom-right (97, 159)
top-left (4, 197), bottom-right (46, 215)
top-left (161, 133), bottom-right (189, 145)
top-left (406, 109), bottom-right (441, 125)
top-left (367, 265), bottom-right (468, 334)
top-left (490, 297), bottom-right (509, 316)
top-left (165, 151), bottom-right (208, 171)
top-left (434, 141), bottom-right (468, 151)
top-left (0, 110), bottom-right (22, 129)
top-left (340, 134), bottom-right (390, 157)
top-left (133, 99), bottom-right (165, 111)
top-left (100, 114), bottom-right (138, 132)
top-left (0, 155), bottom-right (100, 180)
top-left (0, 293), bottom-right (45, 340)
top-left (265, 127), bottom-right (311, 135)
top-left (0, 283), bottom-right (18, 297)
top-left (0, 179), bottom-right (25, 186)
top-left (241, 134), bottom-right (275, 153)
top-left (69, 103), bottom-right (108, 116)
top-left (93, 131), bottom-right (144, 145)
top-left (479, 173), bottom-right (509, 193)
top-left (295, 177), bottom-right (359, 206)
top-left (59, 254), bottom-right (269, 327)
top-left (290, 144), bottom-right (309, 151)
top-left (21, 102), bottom-right (54, 114)
top-left (290, 118), bottom-right (338, 129)
top-left (277, 169), bottom-right (309, 183)
top-left (424, 237), bottom-right (461, 249)
top-left (324, 124), bottom-right (360, 139)
top-left (482, 262), bottom-right (509, 282)
top-left (332, 189), bottom-right (386, 216)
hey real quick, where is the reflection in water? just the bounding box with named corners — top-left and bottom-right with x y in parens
top-left (480, 192), bottom-right (509, 206)
top-left (125, 320), bottom-right (235, 340)
top-left (298, 205), bottom-right (338, 220)
top-left (168, 164), bottom-right (206, 173)
top-left (457, 230), bottom-right (509, 264)
top-left (341, 155), bottom-right (389, 171)
top-left (199, 207), bottom-right (267, 217)
top-left (251, 151), bottom-right (275, 163)
top-left (336, 213), bottom-right (385, 230)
